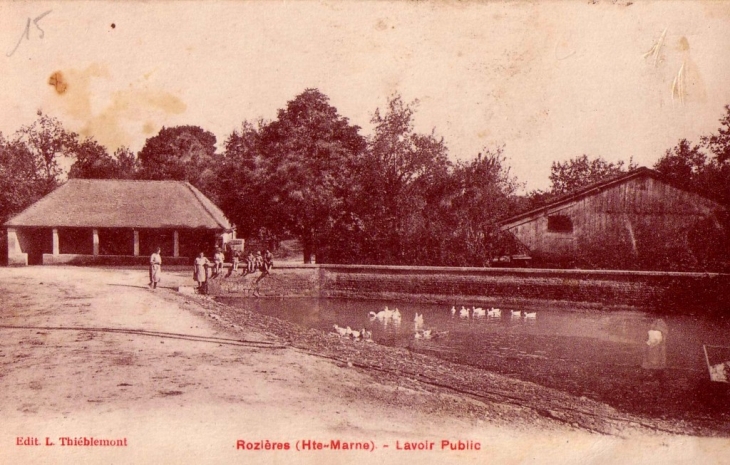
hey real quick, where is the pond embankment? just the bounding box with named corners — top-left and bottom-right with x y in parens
top-left (208, 264), bottom-right (730, 312)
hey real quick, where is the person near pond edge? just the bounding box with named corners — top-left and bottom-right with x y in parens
top-left (642, 318), bottom-right (669, 377)
top-left (213, 247), bottom-right (225, 277)
top-left (230, 248), bottom-right (240, 272)
top-left (149, 247), bottom-right (162, 289)
top-left (245, 251), bottom-right (256, 274)
top-left (263, 249), bottom-right (273, 273)
top-left (194, 252), bottom-right (211, 294)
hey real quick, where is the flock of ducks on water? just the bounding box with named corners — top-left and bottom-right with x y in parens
top-left (333, 305), bottom-right (537, 341)
top-left (332, 324), bottom-right (373, 342)
top-left (450, 306), bottom-right (537, 320)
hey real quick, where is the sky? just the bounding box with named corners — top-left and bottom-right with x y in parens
top-left (0, 1), bottom-right (729, 191)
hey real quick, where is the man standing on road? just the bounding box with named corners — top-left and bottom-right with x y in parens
top-left (149, 247), bottom-right (162, 289)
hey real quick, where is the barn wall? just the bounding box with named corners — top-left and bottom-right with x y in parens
top-left (506, 176), bottom-right (727, 270)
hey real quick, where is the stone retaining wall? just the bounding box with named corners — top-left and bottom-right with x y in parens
top-left (207, 264), bottom-right (730, 311)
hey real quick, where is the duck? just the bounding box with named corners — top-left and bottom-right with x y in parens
top-left (523, 311), bottom-right (537, 320)
top-left (487, 308), bottom-right (501, 318)
top-left (369, 309), bottom-right (388, 320)
top-left (333, 324), bottom-right (349, 337)
top-left (414, 329), bottom-right (433, 340)
top-left (450, 306), bottom-right (456, 316)
top-left (459, 306), bottom-right (470, 318)
top-left (511, 310), bottom-right (521, 318)
top-left (472, 307), bottom-right (486, 317)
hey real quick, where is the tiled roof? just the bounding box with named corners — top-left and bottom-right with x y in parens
top-left (4, 179), bottom-right (231, 229)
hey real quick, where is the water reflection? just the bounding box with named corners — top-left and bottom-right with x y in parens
top-left (218, 296), bottom-right (730, 430)
top-left (219, 298), bottom-right (728, 365)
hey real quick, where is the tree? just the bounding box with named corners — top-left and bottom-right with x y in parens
top-left (137, 125), bottom-right (220, 199)
top-left (15, 110), bottom-right (78, 183)
top-left (446, 147), bottom-right (524, 266)
top-left (256, 89), bottom-right (367, 263)
top-left (217, 120), bottom-right (269, 241)
top-left (1, 112), bottom-right (79, 222)
top-left (113, 147), bottom-right (139, 179)
top-left (703, 104), bottom-right (730, 164)
top-left (0, 135), bottom-right (54, 223)
top-left (68, 142), bottom-right (139, 180)
top-left (68, 139), bottom-right (117, 179)
top-left (548, 154), bottom-right (636, 196)
top-left (351, 94), bottom-right (451, 264)
top-left (653, 139), bottom-right (707, 193)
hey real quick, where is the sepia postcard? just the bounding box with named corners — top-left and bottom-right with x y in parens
top-left (1, 1), bottom-right (729, 464)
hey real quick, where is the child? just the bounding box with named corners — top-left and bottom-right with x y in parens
top-left (213, 247), bottom-right (225, 277)
top-left (263, 249), bottom-right (273, 273)
top-left (245, 251), bottom-right (256, 274)
top-left (255, 251), bottom-right (264, 271)
top-left (230, 248), bottom-right (240, 272)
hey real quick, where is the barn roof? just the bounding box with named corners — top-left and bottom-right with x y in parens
top-left (499, 167), bottom-right (723, 229)
top-left (4, 179), bottom-right (231, 229)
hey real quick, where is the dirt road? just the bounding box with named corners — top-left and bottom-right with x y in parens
top-left (0, 266), bottom-right (726, 464)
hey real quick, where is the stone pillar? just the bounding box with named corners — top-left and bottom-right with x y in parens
top-left (133, 230), bottom-right (139, 256)
top-left (173, 230), bottom-right (179, 257)
top-left (92, 229), bottom-right (99, 255)
top-left (7, 228), bottom-right (28, 266)
top-left (52, 228), bottom-right (59, 255)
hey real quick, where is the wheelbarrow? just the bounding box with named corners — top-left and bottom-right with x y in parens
top-left (703, 345), bottom-right (730, 383)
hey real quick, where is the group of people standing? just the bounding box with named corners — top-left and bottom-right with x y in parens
top-left (193, 247), bottom-right (273, 294)
top-left (147, 245), bottom-right (273, 294)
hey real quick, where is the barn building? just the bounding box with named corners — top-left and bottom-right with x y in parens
top-left (499, 167), bottom-right (728, 271)
top-left (4, 179), bottom-right (232, 266)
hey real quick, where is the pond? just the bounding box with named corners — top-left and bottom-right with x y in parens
top-left (218, 296), bottom-right (730, 431)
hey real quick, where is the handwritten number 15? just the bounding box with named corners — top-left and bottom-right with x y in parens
top-left (7, 10), bottom-right (52, 57)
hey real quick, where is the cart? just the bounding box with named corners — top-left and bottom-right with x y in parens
top-left (703, 345), bottom-right (730, 383)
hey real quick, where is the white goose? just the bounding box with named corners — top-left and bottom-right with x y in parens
top-left (472, 307), bottom-right (486, 317)
top-left (487, 308), bottom-right (501, 318)
top-left (450, 306), bottom-right (456, 316)
top-left (414, 312), bottom-right (424, 328)
top-left (511, 310), bottom-right (521, 318)
top-left (523, 311), bottom-right (537, 320)
top-left (333, 324), bottom-right (348, 337)
top-left (414, 329), bottom-right (433, 340)
top-left (459, 306), bottom-right (470, 318)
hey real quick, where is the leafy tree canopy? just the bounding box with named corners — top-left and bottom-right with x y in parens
top-left (256, 89), bottom-right (367, 262)
top-left (548, 154), bottom-right (637, 196)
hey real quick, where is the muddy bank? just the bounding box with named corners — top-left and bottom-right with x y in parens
top-left (180, 291), bottom-right (723, 436)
